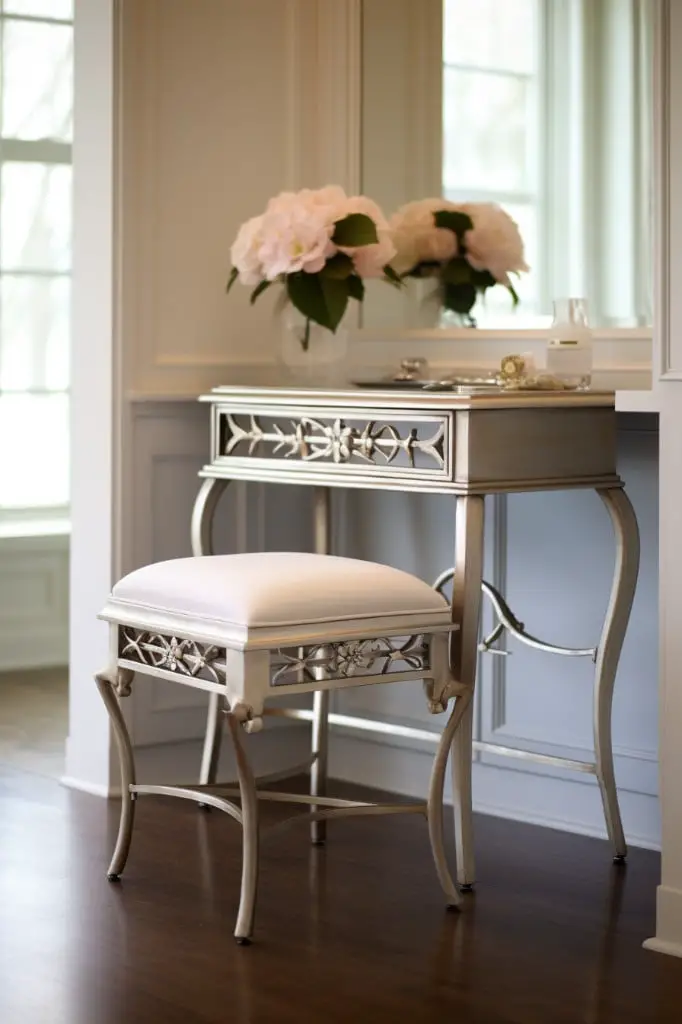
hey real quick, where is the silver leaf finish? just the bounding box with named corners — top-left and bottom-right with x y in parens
top-left (223, 412), bottom-right (445, 468)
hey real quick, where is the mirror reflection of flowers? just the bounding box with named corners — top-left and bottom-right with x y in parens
top-left (227, 186), bottom-right (400, 350)
top-left (389, 199), bottom-right (529, 326)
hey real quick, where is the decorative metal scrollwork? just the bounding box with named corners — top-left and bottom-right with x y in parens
top-left (432, 569), bottom-right (596, 660)
top-left (119, 628), bottom-right (226, 683)
top-left (271, 634), bottom-right (429, 686)
top-left (222, 412), bottom-right (445, 469)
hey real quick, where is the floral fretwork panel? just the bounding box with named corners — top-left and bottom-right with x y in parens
top-left (271, 635), bottom-right (429, 687)
top-left (220, 412), bottom-right (446, 469)
top-left (119, 629), bottom-right (226, 684)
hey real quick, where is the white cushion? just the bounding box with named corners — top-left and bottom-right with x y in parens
top-left (109, 552), bottom-right (447, 630)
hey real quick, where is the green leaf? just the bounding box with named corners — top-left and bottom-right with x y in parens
top-left (320, 275), bottom-right (349, 331)
top-left (332, 212), bottom-right (379, 247)
top-left (383, 264), bottom-right (403, 287)
top-left (441, 257), bottom-right (472, 287)
top-left (433, 209), bottom-right (474, 242)
top-left (443, 281), bottom-right (477, 316)
top-left (407, 260), bottom-right (441, 279)
top-left (321, 252), bottom-right (354, 279)
top-left (287, 272), bottom-right (330, 328)
top-left (286, 272), bottom-right (349, 332)
top-left (348, 275), bottom-right (365, 302)
top-left (249, 279), bottom-right (272, 305)
top-left (471, 268), bottom-right (497, 291)
top-left (507, 282), bottom-right (520, 307)
top-left (225, 266), bottom-right (239, 294)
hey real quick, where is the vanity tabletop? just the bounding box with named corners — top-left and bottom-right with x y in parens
top-left (202, 383), bottom-right (617, 413)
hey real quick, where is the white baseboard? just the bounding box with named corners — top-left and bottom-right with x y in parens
top-left (643, 885), bottom-right (682, 957)
top-left (60, 776), bottom-right (112, 799)
top-left (642, 938), bottom-right (682, 958)
top-left (62, 724), bottom-right (311, 798)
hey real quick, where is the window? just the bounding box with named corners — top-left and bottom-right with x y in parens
top-left (0, 0), bottom-right (72, 515)
top-left (442, 0), bottom-right (652, 329)
top-left (443, 0), bottom-right (540, 326)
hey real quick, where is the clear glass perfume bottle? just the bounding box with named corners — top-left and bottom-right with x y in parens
top-left (546, 298), bottom-right (593, 389)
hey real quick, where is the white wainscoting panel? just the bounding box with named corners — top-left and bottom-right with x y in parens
top-left (0, 533), bottom-right (69, 671)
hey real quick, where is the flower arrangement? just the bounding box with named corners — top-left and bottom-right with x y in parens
top-left (389, 199), bottom-right (528, 325)
top-left (227, 185), bottom-right (399, 349)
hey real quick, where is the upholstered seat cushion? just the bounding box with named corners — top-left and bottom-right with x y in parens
top-left (108, 552), bottom-right (447, 630)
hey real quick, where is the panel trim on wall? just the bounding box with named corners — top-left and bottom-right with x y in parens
top-left (0, 533), bottom-right (69, 671)
top-left (655, 0), bottom-right (676, 380)
top-left (329, 732), bottom-right (661, 851)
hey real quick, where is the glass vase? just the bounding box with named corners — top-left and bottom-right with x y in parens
top-left (546, 297), bottom-right (593, 389)
top-left (279, 310), bottom-right (349, 388)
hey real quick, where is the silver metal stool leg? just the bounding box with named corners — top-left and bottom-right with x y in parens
top-left (191, 476), bottom-right (230, 789)
top-left (427, 692), bottom-right (472, 909)
top-left (199, 692), bottom-right (225, 789)
top-left (310, 689), bottom-right (330, 845)
top-left (226, 709), bottom-right (260, 945)
top-left (310, 486), bottom-right (332, 845)
top-left (95, 668), bottom-right (136, 880)
top-left (594, 486), bottom-right (640, 863)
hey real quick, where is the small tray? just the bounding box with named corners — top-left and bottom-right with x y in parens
top-left (351, 376), bottom-right (501, 393)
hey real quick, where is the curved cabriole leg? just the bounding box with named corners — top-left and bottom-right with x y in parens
top-left (95, 668), bottom-right (136, 880)
top-left (191, 477), bottom-right (230, 789)
top-left (450, 495), bottom-right (485, 890)
top-left (594, 487), bottom-right (640, 864)
top-left (427, 692), bottom-right (473, 910)
top-left (226, 708), bottom-right (260, 945)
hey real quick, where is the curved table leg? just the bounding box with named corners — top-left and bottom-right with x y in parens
top-left (95, 667), bottom-right (136, 880)
top-left (427, 690), bottom-right (473, 909)
top-left (450, 495), bottom-right (485, 889)
top-left (191, 477), bottom-right (230, 788)
top-left (594, 486), bottom-right (640, 863)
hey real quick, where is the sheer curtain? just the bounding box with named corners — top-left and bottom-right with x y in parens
top-left (0, 0), bottom-right (73, 516)
top-left (442, 0), bottom-right (653, 328)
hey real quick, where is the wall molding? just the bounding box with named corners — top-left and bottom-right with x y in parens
top-left (329, 732), bottom-right (660, 851)
top-left (655, 0), bottom-right (675, 380)
top-left (0, 532), bottom-right (69, 671)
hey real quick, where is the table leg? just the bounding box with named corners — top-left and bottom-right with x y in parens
top-left (310, 486), bottom-right (332, 846)
top-left (450, 495), bottom-right (485, 889)
top-left (191, 478), bottom-right (230, 787)
top-left (594, 486), bottom-right (640, 863)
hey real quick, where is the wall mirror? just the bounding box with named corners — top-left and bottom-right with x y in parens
top-left (361, 0), bottom-right (654, 332)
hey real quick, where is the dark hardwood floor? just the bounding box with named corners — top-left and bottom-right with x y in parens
top-left (1, 763), bottom-right (681, 1024)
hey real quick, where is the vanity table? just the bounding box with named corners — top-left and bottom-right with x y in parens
top-left (190, 384), bottom-right (640, 886)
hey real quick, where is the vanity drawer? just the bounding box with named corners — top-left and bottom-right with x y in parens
top-left (206, 403), bottom-right (454, 489)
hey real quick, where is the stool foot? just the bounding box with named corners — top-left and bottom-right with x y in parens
top-left (312, 838), bottom-right (326, 847)
top-left (235, 936), bottom-right (252, 946)
top-left (445, 902), bottom-right (459, 912)
top-left (459, 883), bottom-right (474, 893)
top-left (107, 873), bottom-right (121, 883)
top-left (613, 854), bottom-right (627, 866)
